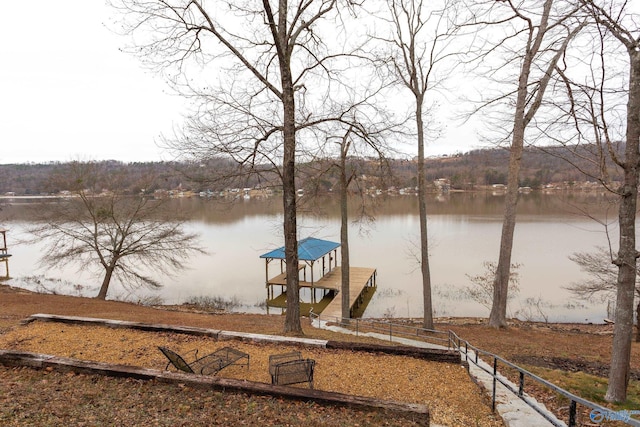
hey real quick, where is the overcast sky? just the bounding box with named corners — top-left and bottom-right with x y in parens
top-left (0, 1), bottom-right (481, 165)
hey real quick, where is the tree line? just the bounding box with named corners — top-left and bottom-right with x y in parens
top-left (0, 145), bottom-right (617, 197)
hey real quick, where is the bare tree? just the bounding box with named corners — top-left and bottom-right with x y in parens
top-left (300, 106), bottom-right (396, 320)
top-left (466, 0), bottom-right (585, 328)
top-left (330, 126), bottom-right (391, 320)
top-left (465, 261), bottom-right (520, 312)
top-left (28, 161), bottom-right (204, 300)
top-left (338, 131), bottom-right (353, 320)
top-left (544, 0), bottom-right (640, 403)
top-left (112, 0), bottom-right (373, 333)
top-left (566, 247), bottom-right (640, 342)
top-left (376, 0), bottom-right (463, 329)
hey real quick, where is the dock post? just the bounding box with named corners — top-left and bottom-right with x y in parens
top-left (0, 229), bottom-right (11, 279)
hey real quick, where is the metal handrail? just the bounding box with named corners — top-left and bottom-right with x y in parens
top-left (448, 330), bottom-right (640, 427)
top-left (311, 312), bottom-right (450, 348)
top-left (310, 312), bottom-right (640, 427)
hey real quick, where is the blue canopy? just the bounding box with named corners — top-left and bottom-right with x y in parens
top-left (260, 237), bottom-right (340, 261)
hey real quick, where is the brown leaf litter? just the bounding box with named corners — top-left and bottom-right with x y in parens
top-left (0, 321), bottom-right (503, 426)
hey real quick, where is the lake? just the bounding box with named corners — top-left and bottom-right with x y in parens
top-left (0, 192), bottom-right (622, 323)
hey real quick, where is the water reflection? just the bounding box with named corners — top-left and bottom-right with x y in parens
top-left (0, 192), bottom-right (620, 322)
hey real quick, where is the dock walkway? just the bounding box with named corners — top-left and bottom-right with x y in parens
top-left (320, 267), bottom-right (376, 319)
top-left (266, 266), bottom-right (376, 318)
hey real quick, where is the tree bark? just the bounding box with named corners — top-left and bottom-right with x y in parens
top-left (416, 99), bottom-right (433, 329)
top-left (340, 139), bottom-right (351, 321)
top-left (97, 262), bottom-right (117, 300)
top-left (489, 0), bottom-right (555, 328)
top-left (488, 52), bottom-right (530, 328)
top-left (605, 48), bottom-right (640, 402)
top-left (278, 2), bottom-right (302, 334)
top-left (636, 300), bottom-right (640, 343)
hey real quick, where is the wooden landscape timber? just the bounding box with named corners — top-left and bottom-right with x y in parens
top-left (0, 349), bottom-right (430, 426)
top-left (325, 341), bottom-right (459, 364)
top-left (24, 313), bottom-right (459, 363)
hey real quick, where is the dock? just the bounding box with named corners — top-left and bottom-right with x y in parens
top-left (0, 229), bottom-right (10, 279)
top-left (265, 266), bottom-right (377, 318)
top-left (260, 237), bottom-right (376, 318)
top-left (320, 267), bottom-right (376, 319)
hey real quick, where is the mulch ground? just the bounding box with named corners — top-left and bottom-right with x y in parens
top-left (3, 284), bottom-right (640, 426)
top-left (0, 366), bottom-right (423, 427)
top-left (0, 286), bottom-right (503, 427)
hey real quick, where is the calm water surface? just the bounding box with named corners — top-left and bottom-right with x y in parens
top-left (1, 192), bottom-right (621, 322)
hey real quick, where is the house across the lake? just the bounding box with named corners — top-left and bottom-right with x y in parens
top-left (259, 237), bottom-right (376, 319)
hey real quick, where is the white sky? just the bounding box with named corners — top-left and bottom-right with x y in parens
top-left (0, 1), bottom-right (185, 164)
top-left (0, 1), bottom-right (481, 165)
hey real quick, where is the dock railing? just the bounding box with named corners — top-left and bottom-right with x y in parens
top-left (310, 312), bottom-right (640, 427)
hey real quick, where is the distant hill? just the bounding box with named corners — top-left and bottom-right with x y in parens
top-left (418, 145), bottom-right (616, 190)
top-left (0, 146), bottom-right (618, 196)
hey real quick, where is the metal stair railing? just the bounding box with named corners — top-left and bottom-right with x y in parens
top-left (310, 312), bottom-right (640, 427)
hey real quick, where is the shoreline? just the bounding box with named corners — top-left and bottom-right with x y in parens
top-left (0, 282), bottom-right (615, 333)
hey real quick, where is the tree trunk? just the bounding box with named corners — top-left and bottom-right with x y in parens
top-left (96, 263), bottom-right (116, 300)
top-left (605, 49), bottom-right (640, 402)
top-left (282, 107), bottom-right (301, 333)
top-left (488, 142), bottom-right (522, 328)
top-left (282, 112), bottom-right (301, 334)
top-left (416, 99), bottom-right (433, 329)
top-left (279, 11), bottom-right (302, 335)
top-left (488, 23), bottom-right (535, 329)
top-left (636, 300), bottom-right (640, 343)
top-left (340, 142), bottom-right (351, 321)
top-left (488, 0), bottom-right (565, 329)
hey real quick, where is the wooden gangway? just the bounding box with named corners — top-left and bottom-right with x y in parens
top-left (319, 267), bottom-right (376, 319)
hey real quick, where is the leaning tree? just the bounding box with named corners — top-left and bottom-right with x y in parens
top-left (465, 0), bottom-right (585, 328)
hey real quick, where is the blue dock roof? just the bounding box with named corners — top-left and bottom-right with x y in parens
top-left (260, 237), bottom-right (340, 261)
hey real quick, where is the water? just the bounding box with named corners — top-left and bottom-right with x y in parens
top-left (0, 192), bottom-right (620, 322)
